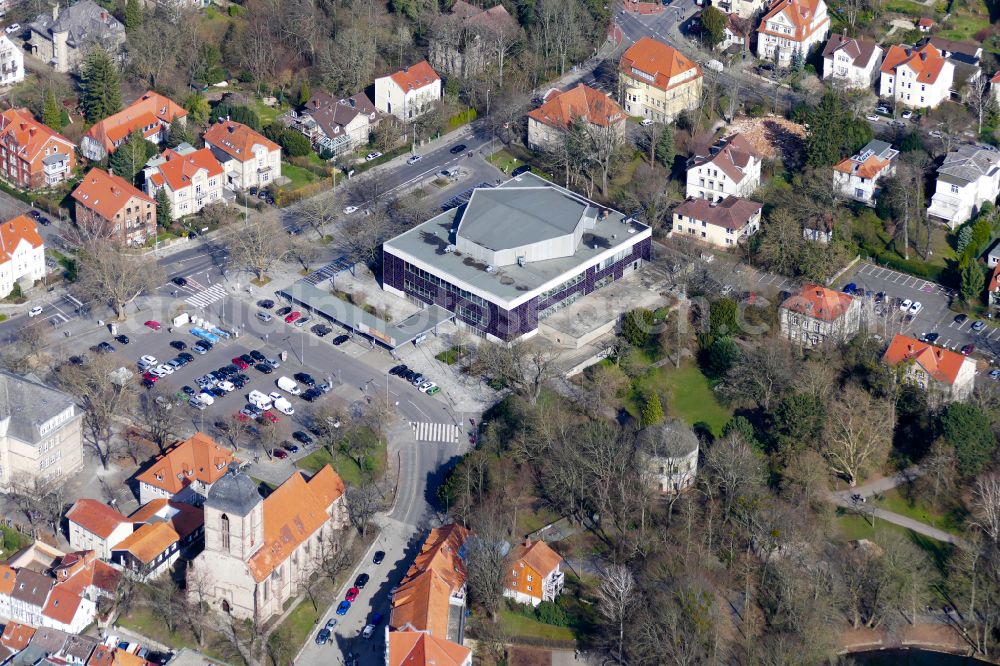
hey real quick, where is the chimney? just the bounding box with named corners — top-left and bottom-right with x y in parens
top-left (100, 10), bottom-right (107, 21)
top-left (52, 4), bottom-right (58, 21)
top-left (907, 344), bottom-right (914, 352)
top-left (936, 350), bottom-right (943, 359)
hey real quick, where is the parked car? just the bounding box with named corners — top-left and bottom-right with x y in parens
top-left (301, 388), bottom-right (321, 402)
top-left (271, 448), bottom-right (288, 459)
top-left (390, 364), bottom-right (408, 376)
top-left (899, 299), bottom-right (912, 311)
top-left (361, 624), bottom-right (376, 639)
top-left (343, 205), bottom-right (358, 215)
top-left (144, 320), bottom-right (162, 331)
top-left (293, 431), bottom-right (314, 445)
top-left (28, 306), bottom-right (43, 317)
top-left (192, 344), bottom-right (209, 354)
top-left (365, 152), bottom-right (382, 161)
top-left (908, 301), bottom-right (923, 315)
top-left (258, 299), bottom-right (274, 309)
top-left (170, 340), bottom-right (187, 351)
top-left (511, 164), bottom-right (531, 177)
top-left (255, 363), bottom-right (274, 374)
top-left (293, 316), bottom-right (310, 328)
top-left (355, 573), bottom-right (370, 589)
top-left (276, 306), bottom-right (292, 316)
top-left (233, 357), bottom-right (250, 370)
top-left (315, 628), bottom-right (330, 645)
top-left (972, 321), bottom-right (987, 332)
top-left (407, 154), bottom-right (423, 165)
top-left (283, 442), bottom-right (300, 453)
top-left (336, 600), bottom-right (351, 615)
top-left (955, 313), bottom-right (969, 324)
top-left (4, 24), bottom-right (21, 35)
top-left (373, 551), bottom-right (385, 565)
top-left (256, 311), bottom-right (273, 322)
top-left (285, 311), bottom-right (301, 324)
top-left (346, 587), bottom-right (360, 602)
top-left (332, 335), bottom-right (349, 346)
top-left (140, 355), bottom-right (158, 367)
top-left (922, 332), bottom-right (940, 343)
top-left (294, 372), bottom-right (316, 386)
top-left (249, 350), bottom-right (266, 362)
top-left (962, 343), bottom-right (976, 355)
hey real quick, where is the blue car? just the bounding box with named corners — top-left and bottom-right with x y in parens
top-left (370, 612), bottom-right (383, 625)
top-left (842, 282), bottom-right (857, 294)
top-left (336, 600), bottom-right (351, 615)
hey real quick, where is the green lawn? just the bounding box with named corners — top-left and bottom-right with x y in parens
top-left (487, 149), bottom-right (524, 174)
top-left (253, 99), bottom-right (285, 126)
top-left (500, 609), bottom-right (576, 642)
top-left (938, 11), bottom-right (990, 42)
top-left (834, 512), bottom-right (955, 575)
top-left (514, 503), bottom-right (562, 539)
top-left (873, 486), bottom-right (967, 536)
top-left (118, 607), bottom-right (200, 652)
top-left (626, 363), bottom-right (732, 437)
top-left (281, 162), bottom-right (320, 190)
top-left (297, 432), bottom-right (387, 487)
top-left (0, 526), bottom-right (30, 559)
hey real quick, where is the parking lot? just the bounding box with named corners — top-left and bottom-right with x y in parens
top-left (844, 261), bottom-right (1000, 362)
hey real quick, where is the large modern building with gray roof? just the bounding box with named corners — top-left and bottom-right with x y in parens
top-left (0, 370), bottom-right (84, 491)
top-left (382, 173), bottom-right (652, 341)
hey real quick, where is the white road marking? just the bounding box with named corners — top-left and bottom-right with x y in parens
top-left (410, 421), bottom-right (461, 444)
top-left (185, 284), bottom-right (228, 308)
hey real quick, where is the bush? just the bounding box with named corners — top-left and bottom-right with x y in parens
top-left (536, 600), bottom-right (570, 627)
top-left (621, 308), bottom-right (654, 347)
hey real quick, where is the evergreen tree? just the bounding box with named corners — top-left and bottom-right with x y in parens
top-left (642, 393), bottom-right (665, 426)
top-left (124, 0), bottom-right (143, 32)
top-left (166, 121), bottom-right (193, 148)
top-left (790, 46), bottom-right (804, 72)
top-left (155, 188), bottom-right (172, 227)
top-left (109, 129), bottom-right (154, 183)
top-left (297, 81), bottom-right (311, 107)
top-left (700, 7), bottom-right (726, 47)
top-left (79, 49), bottom-right (122, 123)
top-left (42, 89), bottom-right (62, 131)
top-left (960, 260), bottom-right (985, 303)
top-left (184, 93), bottom-right (211, 126)
top-left (957, 225), bottom-right (974, 253)
top-left (656, 125), bottom-right (674, 168)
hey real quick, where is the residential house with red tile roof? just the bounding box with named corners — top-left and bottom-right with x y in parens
top-left (686, 133), bottom-right (762, 201)
top-left (389, 523), bottom-right (470, 640)
top-left (66, 499), bottom-right (132, 559)
top-left (756, 0), bottom-right (830, 67)
top-left (527, 84), bottom-right (625, 152)
top-left (779, 284), bottom-right (861, 347)
top-left (879, 43), bottom-right (954, 108)
top-left (822, 33), bottom-right (883, 89)
top-left (128, 499), bottom-right (204, 547)
top-left (142, 145), bottom-right (225, 220)
top-left (386, 631), bottom-right (472, 666)
top-left (883, 333), bottom-right (977, 403)
top-left (832, 140), bottom-right (899, 206)
top-left (81, 91), bottom-right (187, 161)
top-left (71, 168), bottom-right (156, 247)
top-left (0, 622), bottom-right (36, 662)
top-left (672, 196), bottom-right (763, 248)
top-left (186, 463), bottom-right (346, 621)
top-left (918, 17), bottom-right (935, 32)
top-left (203, 120), bottom-right (281, 191)
top-left (718, 13), bottom-right (753, 55)
top-left (0, 108), bottom-right (75, 189)
top-left (375, 60), bottom-right (442, 122)
top-left (0, 213), bottom-right (45, 298)
top-left (503, 538), bottom-right (564, 607)
top-left (135, 432), bottom-right (236, 505)
top-left (619, 37), bottom-right (702, 123)
top-left (110, 522), bottom-right (181, 581)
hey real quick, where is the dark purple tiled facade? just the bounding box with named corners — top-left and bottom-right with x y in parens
top-left (383, 237), bottom-right (651, 340)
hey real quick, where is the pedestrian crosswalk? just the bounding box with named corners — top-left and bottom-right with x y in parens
top-left (185, 283), bottom-right (228, 308)
top-left (410, 421), bottom-right (462, 443)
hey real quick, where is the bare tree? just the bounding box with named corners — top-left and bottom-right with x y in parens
top-left (76, 241), bottom-right (165, 321)
top-left (702, 432), bottom-right (765, 519)
top-left (972, 473), bottom-right (1000, 544)
top-left (465, 498), bottom-right (513, 622)
top-left (139, 391), bottom-right (180, 452)
top-left (143, 575), bottom-right (183, 634)
top-left (316, 526), bottom-right (352, 586)
top-left (598, 564), bottom-right (636, 665)
top-left (918, 439), bottom-right (957, 506)
top-left (965, 74), bottom-right (992, 135)
top-left (223, 216), bottom-right (291, 282)
top-left (184, 565), bottom-right (214, 647)
top-left (294, 195), bottom-right (337, 238)
top-left (338, 208), bottom-right (400, 268)
top-left (0, 323), bottom-right (51, 374)
top-left (476, 340), bottom-right (560, 405)
top-left (345, 482), bottom-right (382, 537)
top-left (55, 354), bottom-right (136, 468)
top-left (236, 12), bottom-right (276, 94)
top-left (822, 384), bottom-right (894, 487)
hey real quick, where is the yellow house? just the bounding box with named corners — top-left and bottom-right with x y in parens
top-left (619, 37), bottom-right (703, 123)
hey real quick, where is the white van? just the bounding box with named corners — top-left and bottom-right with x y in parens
top-left (248, 390), bottom-right (273, 410)
top-left (276, 376), bottom-right (301, 395)
top-left (198, 392), bottom-right (215, 406)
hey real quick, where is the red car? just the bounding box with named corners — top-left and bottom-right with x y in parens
top-left (258, 411), bottom-right (279, 424)
top-left (272, 448), bottom-right (288, 459)
top-left (346, 587), bottom-right (359, 602)
top-left (234, 412), bottom-right (250, 422)
top-left (144, 320), bottom-right (161, 331)
top-left (142, 372), bottom-right (159, 383)
top-left (232, 357), bottom-right (250, 370)
top-left (962, 343), bottom-right (976, 356)
top-left (285, 311), bottom-right (301, 324)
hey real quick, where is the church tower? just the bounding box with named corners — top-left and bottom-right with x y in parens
top-left (203, 463), bottom-right (263, 561)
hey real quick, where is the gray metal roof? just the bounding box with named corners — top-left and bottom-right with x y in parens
top-left (456, 186), bottom-right (592, 251)
top-left (384, 173), bottom-right (651, 307)
top-left (639, 420), bottom-right (699, 459)
top-left (29, 0), bottom-right (124, 48)
top-left (204, 464), bottom-right (261, 516)
top-left (937, 144), bottom-right (1000, 185)
top-left (0, 370), bottom-right (78, 446)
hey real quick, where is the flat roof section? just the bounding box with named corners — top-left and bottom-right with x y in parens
top-left (384, 173), bottom-right (651, 308)
top-left (278, 282), bottom-right (453, 348)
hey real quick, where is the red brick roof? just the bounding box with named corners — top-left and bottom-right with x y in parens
top-left (135, 432), bottom-right (235, 495)
top-left (203, 120), bottom-right (280, 163)
top-left (0, 214), bottom-right (43, 264)
top-left (780, 284), bottom-right (854, 321)
top-left (881, 43), bottom-right (948, 84)
top-left (111, 522), bottom-right (178, 565)
top-left (0, 108), bottom-right (74, 164)
top-left (528, 84), bottom-right (624, 130)
top-left (758, 0), bottom-right (828, 42)
top-left (390, 524), bottom-right (469, 637)
top-left (388, 631), bottom-right (471, 666)
top-left (620, 37), bottom-right (701, 91)
top-left (66, 499), bottom-right (127, 539)
top-left (148, 147), bottom-right (223, 192)
top-left (85, 91), bottom-right (187, 154)
top-left (388, 60), bottom-right (440, 92)
top-left (72, 168), bottom-right (154, 222)
top-left (833, 153), bottom-right (891, 179)
top-left (883, 333), bottom-right (969, 385)
top-left (509, 539), bottom-right (562, 578)
top-left (128, 499), bottom-right (204, 540)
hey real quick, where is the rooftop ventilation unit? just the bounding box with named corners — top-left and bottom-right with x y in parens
top-left (445, 244), bottom-right (455, 253)
top-left (517, 256), bottom-right (525, 267)
top-left (485, 265), bottom-right (495, 273)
